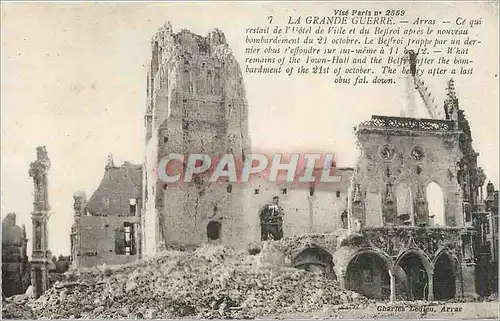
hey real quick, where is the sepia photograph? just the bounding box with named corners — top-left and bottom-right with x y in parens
top-left (1, 1), bottom-right (499, 319)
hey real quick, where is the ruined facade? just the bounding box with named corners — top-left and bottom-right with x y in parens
top-left (29, 146), bottom-right (52, 298)
top-left (70, 156), bottom-right (142, 268)
top-left (66, 23), bottom-right (498, 301)
top-left (339, 107), bottom-right (474, 301)
top-left (268, 78), bottom-right (497, 302)
top-left (2, 213), bottom-right (30, 297)
top-left (137, 24), bottom-right (497, 300)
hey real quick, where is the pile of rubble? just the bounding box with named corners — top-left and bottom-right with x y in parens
top-left (3, 243), bottom-right (371, 319)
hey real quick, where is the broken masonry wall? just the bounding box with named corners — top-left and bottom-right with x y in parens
top-left (77, 215), bottom-right (140, 268)
top-left (2, 213), bottom-right (30, 297)
top-left (352, 126), bottom-right (464, 228)
top-left (247, 171), bottom-right (352, 243)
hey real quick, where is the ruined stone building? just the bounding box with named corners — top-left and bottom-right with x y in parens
top-left (68, 23), bottom-right (498, 301)
top-left (70, 156), bottom-right (142, 268)
top-left (141, 22), bottom-right (251, 256)
top-left (2, 213), bottom-right (30, 297)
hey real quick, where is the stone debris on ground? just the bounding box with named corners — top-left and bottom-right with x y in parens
top-left (2, 243), bottom-right (373, 319)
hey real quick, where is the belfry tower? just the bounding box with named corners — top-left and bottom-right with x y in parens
top-left (29, 146), bottom-right (52, 298)
top-left (141, 22), bottom-right (251, 255)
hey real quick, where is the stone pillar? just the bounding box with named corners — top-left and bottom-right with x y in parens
top-left (30, 267), bottom-right (35, 293)
top-left (455, 265), bottom-right (464, 297)
top-left (427, 272), bottom-right (434, 301)
top-left (41, 266), bottom-right (47, 293)
top-left (339, 273), bottom-right (346, 289)
top-left (389, 270), bottom-right (396, 302)
top-left (461, 263), bottom-right (478, 298)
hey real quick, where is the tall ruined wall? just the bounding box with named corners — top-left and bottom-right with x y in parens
top-left (350, 116), bottom-right (464, 228)
top-left (142, 23), bottom-right (251, 254)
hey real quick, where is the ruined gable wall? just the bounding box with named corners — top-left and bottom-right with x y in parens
top-left (352, 127), bottom-right (464, 227)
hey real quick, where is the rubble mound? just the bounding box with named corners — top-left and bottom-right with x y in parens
top-left (3, 244), bottom-right (371, 319)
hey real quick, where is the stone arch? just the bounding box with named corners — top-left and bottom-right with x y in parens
top-left (394, 248), bottom-right (433, 301)
top-left (395, 183), bottom-right (414, 225)
top-left (433, 249), bottom-right (458, 300)
top-left (426, 181), bottom-right (445, 226)
top-left (345, 248), bottom-right (393, 300)
top-left (432, 247), bottom-right (459, 270)
top-left (394, 248), bottom-right (434, 274)
top-left (292, 246), bottom-right (336, 280)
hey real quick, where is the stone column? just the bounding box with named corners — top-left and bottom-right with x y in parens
top-left (339, 273), bottom-right (346, 289)
top-left (32, 222), bottom-right (36, 251)
top-left (460, 263), bottom-right (478, 298)
top-left (41, 218), bottom-right (46, 251)
top-left (389, 270), bottom-right (396, 302)
top-left (30, 267), bottom-right (35, 293)
top-left (29, 146), bottom-right (51, 298)
top-left (427, 272), bottom-right (434, 301)
top-left (455, 266), bottom-right (464, 297)
top-left (41, 266), bottom-right (47, 293)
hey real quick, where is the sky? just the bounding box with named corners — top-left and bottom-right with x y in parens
top-left (1, 2), bottom-right (499, 256)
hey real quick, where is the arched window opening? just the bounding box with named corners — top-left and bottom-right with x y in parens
top-left (260, 197), bottom-right (284, 241)
top-left (433, 252), bottom-right (456, 300)
top-left (151, 42), bottom-right (159, 75)
top-left (427, 182), bottom-right (445, 226)
top-left (183, 69), bottom-right (192, 93)
top-left (396, 184), bottom-right (414, 226)
top-left (207, 221), bottom-right (221, 240)
top-left (293, 247), bottom-right (336, 280)
top-left (341, 211), bottom-right (348, 229)
top-left (345, 252), bottom-right (390, 301)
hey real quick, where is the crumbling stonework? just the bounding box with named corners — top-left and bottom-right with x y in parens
top-left (335, 78), bottom-right (489, 301)
top-left (2, 213), bottom-right (30, 297)
top-left (70, 158), bottom-right (142, 268)
top-left (29, 146), bottom-right (52, 298)
top-left (142, 23), bottom-right (251, 254)
top-left (351, 115), bottom-right (463, 227)
top-left (141, 24), bottom-right (360, 256)
top-left (247, 169), bottom-right (353, 242)
top-left (243, 76), bottom-right (496, 302)
top-left (62, 23), bottom-right (497, 305)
